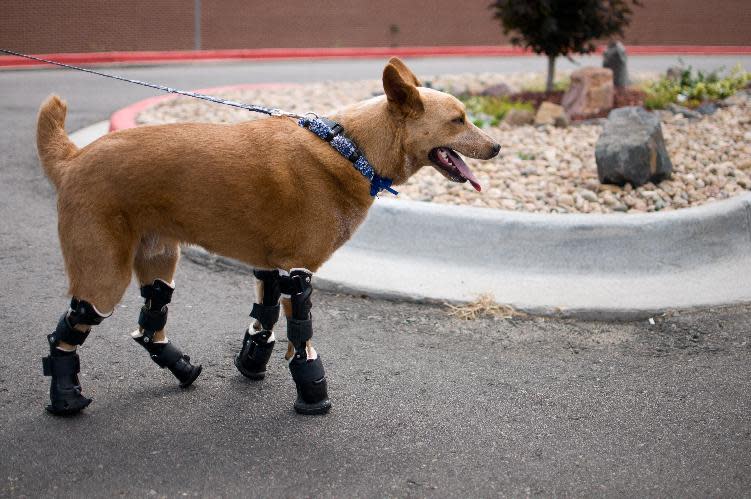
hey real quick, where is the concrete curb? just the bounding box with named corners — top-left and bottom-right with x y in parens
top-left (71, 96), bottom-right (751, 320)
top-left (4, 45), bottom-right (751, 68)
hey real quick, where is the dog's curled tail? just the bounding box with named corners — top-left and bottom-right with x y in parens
top-left (37, 95), bottom-right (78, 189)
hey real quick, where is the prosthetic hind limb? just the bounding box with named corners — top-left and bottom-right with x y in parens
top-left (42, 298), bottom-right (106, 415)
top-left (235, 269), bottom-right (281, 379)
top-left (132, 280), bottom-right (202, 387)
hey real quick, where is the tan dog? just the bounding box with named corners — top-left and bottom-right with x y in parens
top-left (37, 57), bottom-right (500, 415)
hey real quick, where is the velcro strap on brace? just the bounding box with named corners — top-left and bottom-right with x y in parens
top-left (139, 306), bottom-right (167, 333)
top-left (148, 342), bottom-right (184, 368)
top-left (42, 353), bottom-right (80, 377)
top-left (48, 315), bottom-right (89, 347)
top-left (287, 317), bottom-right (313, 346)
top-left (249, 303), bottom-right (280, 331)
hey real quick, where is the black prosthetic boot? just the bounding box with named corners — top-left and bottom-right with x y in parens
top-left (133, 280), bottom-right (201, 387)
top-left (235, 269), bottom-right (281, 380)
top-left (42, 298), bottom-right (104, 415)
top-left (235, 328), bottom-right (275, 379)
top-left (282, 269), bottom-right (331, 415)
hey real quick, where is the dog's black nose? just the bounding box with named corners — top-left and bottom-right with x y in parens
top-left (491, 143), bottom-right (501, 156)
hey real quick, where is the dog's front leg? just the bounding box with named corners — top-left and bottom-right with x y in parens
top-left (234, 269), bottom-right (282, 379)
top-left (281, 269), bottom-right (331, 415)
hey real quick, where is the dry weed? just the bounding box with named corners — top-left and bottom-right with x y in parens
top-left (446, 293), bottom-right (525, 320)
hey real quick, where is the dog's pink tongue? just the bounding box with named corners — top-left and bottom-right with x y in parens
top-left (447, 149), bottom-right (482, 192)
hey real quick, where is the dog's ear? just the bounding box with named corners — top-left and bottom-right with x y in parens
top-left (383, 57), bottom-right (424, 118)
top-left (388, 57), bottom-right (422, 87)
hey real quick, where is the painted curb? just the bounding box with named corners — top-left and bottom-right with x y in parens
top-left (3, 45), bottom-right (751, 69)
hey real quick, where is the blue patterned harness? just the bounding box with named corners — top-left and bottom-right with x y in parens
top-left (298, 117), bottom-right (398, 197)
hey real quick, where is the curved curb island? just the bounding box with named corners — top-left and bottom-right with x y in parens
top-left (73, 99), bottom-right (751, 319)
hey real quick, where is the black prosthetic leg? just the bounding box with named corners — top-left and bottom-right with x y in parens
top-left (132, 280), bottom-right (202, 387)
top-left (42, 298), bottom-right (105, 415)
top-left (282, 269), bottom-right (331, 415)
top-left (235, 269), bottom-right (281, 379)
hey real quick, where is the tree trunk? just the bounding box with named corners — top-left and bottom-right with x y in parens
top-left (546, 55), bottom-right (556, 93)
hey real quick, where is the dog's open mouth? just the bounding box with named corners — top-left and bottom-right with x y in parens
top-left (428, 147), bottom-right (482, 192)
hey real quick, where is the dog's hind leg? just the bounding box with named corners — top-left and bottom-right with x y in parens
top-left (234, 269), bottom-right (282, 379)
top-left (279, 269), bottom-right (331, 415)
top-left (43, 217), bottom-right (133, 415)
top-left (131, 237), bottom-right (201, 388)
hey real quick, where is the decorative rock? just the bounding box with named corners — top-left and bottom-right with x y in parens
top-left (558, 194), bottom-right (575, 206)
top-left (668, 104), bottom-right (702, 120)
top-left (561, 67), bottom-right (614, 118)
top-left (602, 41), bottom-right (629, 88)
top-left (595, 106), bottom-right (673, 187)
top-left (579, 189), bottom-right (598, 202)
top-left (534, 102), bottom-right (566, 126)
top-left (481, 83), bottom-right (513, 97)
top-left (554, 114), bottom-right (570, 128)
top-left (503, 108), bottom-right (535, 126)
top-left (696, 102), bottom-right (718, 115)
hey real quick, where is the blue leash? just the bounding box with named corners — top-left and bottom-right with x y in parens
top-left (0, 48), bottom-right (397, 197)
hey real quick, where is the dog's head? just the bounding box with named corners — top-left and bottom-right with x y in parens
top-left (382, 57), bottom-right (500, 191)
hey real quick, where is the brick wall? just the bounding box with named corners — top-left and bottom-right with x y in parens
top-left (1, 0), bottom-right (749, 54)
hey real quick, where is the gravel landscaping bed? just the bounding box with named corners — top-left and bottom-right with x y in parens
top-left (136, 73), bottom-right (751, 214)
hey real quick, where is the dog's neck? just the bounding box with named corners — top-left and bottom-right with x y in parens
top-left (330, 96), bottom-right (412, 186)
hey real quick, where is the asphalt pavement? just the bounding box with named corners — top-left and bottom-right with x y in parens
top-left (1, 57), bottom-right (750, 497)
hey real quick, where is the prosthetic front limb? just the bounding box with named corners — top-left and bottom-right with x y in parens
top-left (132, 280), bottom-right (202, 387)
top-left (235, 269), bottom-right (281, 379)
top-left (42, 298), bottom-right (106, 415)
top-left (282, 269), bottom-right (331, 415)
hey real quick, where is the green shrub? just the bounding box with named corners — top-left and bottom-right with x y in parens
top-left (461, 96), bottom-right (535, 127)
top-left (644, 64), bottom-right (750, 109)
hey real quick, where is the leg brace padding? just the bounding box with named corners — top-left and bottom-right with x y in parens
top-left (43, 301), bottom-right (95, 416)
top-left (287, 317), bottom-right (313, 346)
top-left (134, 280), bottom-right (201, 387)
top-left (48, 298), bottom-right (106, 347)
top-left (138, 280), bottom-right (173, 341)
top-left (250, 269), bottom-right (282, 331)
top-left (282, 269), bottom-right (314, 352)
top-left (254, 269), bottom-right (282, 304)
top-left (249, 303), bottom-right (280, 331)
top-left (43, 352), bottom-right (80, 378)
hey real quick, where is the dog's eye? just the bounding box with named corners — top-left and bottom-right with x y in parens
top-left (451, 117), bottom-right (465, 125)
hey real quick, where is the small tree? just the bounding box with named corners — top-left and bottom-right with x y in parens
top-left (491, 0), bottom-right (641, 92)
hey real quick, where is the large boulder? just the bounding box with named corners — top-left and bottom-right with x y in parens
top-left (562, 67), bottom-right (614, 118)
top-left (595, 107), bottom-right (673, 187)
top-left (534, 102), bottom-right (568, 127)
top-left (503, 108), bottom-right (535, 126)
top-left (602, 41), bottom-right (629, 88)
top-left (481, 83), bottom-right (513, 97)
